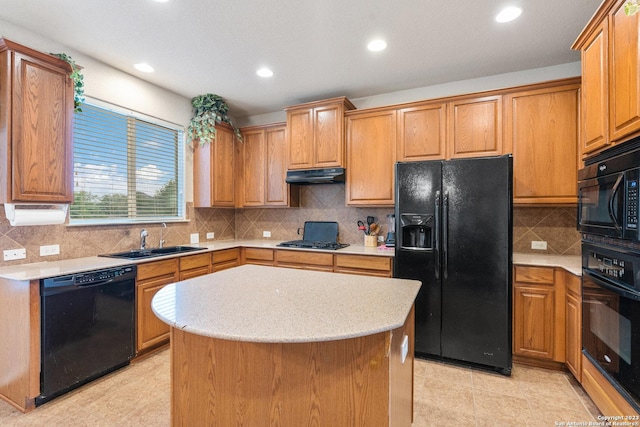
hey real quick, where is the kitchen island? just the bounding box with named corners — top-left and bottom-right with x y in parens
top-left (152, 264), bottom-right (420, 427)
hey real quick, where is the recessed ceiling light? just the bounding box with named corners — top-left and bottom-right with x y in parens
top-left (256, 67), bottom-right (274, 78)
top-left (367, 39), bottom-right (387, 52)
top-left (134, 63), bottom-right (155, 73)
top-left (496, 6), bottom-right (522, 23)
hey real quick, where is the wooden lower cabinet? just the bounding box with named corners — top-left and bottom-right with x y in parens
top-left (241, 247), bottom-right (275, 265)
top-left (212, 248), bottom-right (240, 272)
top-left (582, 354), bottom-right (639, 417)
top-left (275, 249), bottom-right (334, 271)
top-left (564, 271), bottom-right (582, 381)
top-left (512, 266), bottom-right (566, 367)
top-left (136, 258), bottom-right (179, 354)
top-left (178, 252), bottom-right (211, 280)
top-left (335, 254), bottom-right (393, 277)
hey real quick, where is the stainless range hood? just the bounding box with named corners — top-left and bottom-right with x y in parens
top-left (285, 168), bottom-right (345, 185)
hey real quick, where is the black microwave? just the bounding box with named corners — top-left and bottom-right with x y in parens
top-left (578, 144), bottom-right (640, 241)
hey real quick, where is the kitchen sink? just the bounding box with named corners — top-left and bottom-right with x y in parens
top-left (100, 245), bottom-right (206, 260)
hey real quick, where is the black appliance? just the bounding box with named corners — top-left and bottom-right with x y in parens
top-left (394, 155), bottom-right (513, 375)
top-left (578, 140), bottom-right (640, 240)
top-left (582, 240), bottom-right (640, 412)
top-left (37, 265), bottom-right (136, 406)
top-left (285, 168), bottom-right (345, 185)
top-left (277, 221), bottom-right (349, 250)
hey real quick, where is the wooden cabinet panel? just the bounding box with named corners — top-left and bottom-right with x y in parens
top-left (286, 97), bottom-right (354, 170)
top-left (265, 126), bottom-right (290, 206)
top-left (242, 128), bottom-right (266, 206)
top-left (345, 109), bottom-right (396, 206)
top-left (582, 354), bottom-right (639, 417)
top-left (0, 39), bottom-right (73, 203)
top-left (565, 272), bottom-right (582, 381)
top-left (609, 1), bottom-right (640, 141)
top-left (276, 249), bottom-right (334, 271)
top-left (179, 252), bottom-right (211, 280)
top-left (514, 266), bottom-right (555, 284)
top-left (504, 83), bottom-right (580, 204)
top-left (513, 284), bottom-right (555, 360)
top-left (212, 248), bottom-right (240, 272)
top-left (242, 247), bottom-right (275, 265)
top-left (397, 103), bottom-right (446, 161)
top-left (448, 95), bottom-right (502, 158)
top-left (136, 258), bottom-right (179, 354)
top-left (334, 254), bottom-right (392, 277)
top-left (582, 19), bottom-right (610, 156)
top-left (193, 123), bottom-right (235, 207)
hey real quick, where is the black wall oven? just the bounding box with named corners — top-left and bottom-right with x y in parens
top-left (579, 139), bottom-right (640, 413)
top-left (582, 241), bottom-right (640, 411)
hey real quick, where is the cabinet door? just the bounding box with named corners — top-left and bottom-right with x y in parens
top-left (448, 95), bottom-right (502, 158)
top-left (287, 108), bottom-right (314, 169)
top-left (566, 279), bottom-right (582, 381)
top-left (265, 126), bottom-right (288, 206)
top-left (10, 51), bottom-right (73, 203)
top-left (582, 19), bottom-right (610, 156)
top-left (397, 103), bottom-right (446, 161)
top-left (137, 276), bottom-right (174, 353)
top-left (513, 284), bottom-right (555, 360)
top-left (212, 125), bottom-right (235, 206)
top-left (609, 1), bottom-right (640, 141)
top-left (242, 129), bottom-right (266, 206)
top-left (345, 110), bottom-right (396, 205)
top-left (504, 84), bottom-right (579, 204)
top-left (314, 104), bottom-right (344, 167)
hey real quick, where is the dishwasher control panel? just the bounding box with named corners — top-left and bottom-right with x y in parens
top-left (76, 266), bottom-right (136, 284)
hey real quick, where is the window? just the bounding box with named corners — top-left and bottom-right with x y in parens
top-left (71, 99), bottom-right (185, 224)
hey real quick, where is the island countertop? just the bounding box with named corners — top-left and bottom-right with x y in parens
top-left (152, 264), bottom-right (421, 343)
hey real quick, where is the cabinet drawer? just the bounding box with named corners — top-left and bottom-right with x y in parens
top-left (180, 253), bottom-right (211, 271)
top-left (335, 254), bottom-right (392, 272)
top-left (137, 258), bottom-right (179, 281)
top-left (212, 248), bottom-right (240, 264)
top-left (243, 248), bottom-right (274, 262)
top-left (276, 250), bottom-right (333, 267)
top-left (514, 266), bottom-right (554, 284)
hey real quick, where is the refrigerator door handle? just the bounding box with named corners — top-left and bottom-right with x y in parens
top-left (435, 191), bottom-right (441, 279)
top-left (443, 192), bottom-right (449, 279)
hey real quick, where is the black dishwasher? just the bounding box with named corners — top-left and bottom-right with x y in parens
top-left (37, 265), bottom-right (136, 406)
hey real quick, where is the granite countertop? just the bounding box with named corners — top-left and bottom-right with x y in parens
top-left (513, 253), bottom-right (581, 276)
top-left (0, 239), bottom-right (395, 281)
top-left (152, 264), bottom-right (421, 343)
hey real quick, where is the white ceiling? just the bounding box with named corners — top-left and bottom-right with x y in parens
top-left (0, 0), bottom-right (601, 118)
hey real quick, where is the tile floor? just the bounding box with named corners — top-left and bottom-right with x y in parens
top-left (0, 349), bottom-right (600, 426)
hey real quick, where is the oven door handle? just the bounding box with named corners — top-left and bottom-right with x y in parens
top-left (608, 174), bottom-right (624, 233)
top-left (583, 269), bottom-right (640, 300)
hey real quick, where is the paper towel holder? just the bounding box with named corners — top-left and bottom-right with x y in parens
top-left (4, 203), bottom-right (69, 226)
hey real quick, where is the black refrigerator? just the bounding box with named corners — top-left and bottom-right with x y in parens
top-left (394, 155), bottom-right (512, 375)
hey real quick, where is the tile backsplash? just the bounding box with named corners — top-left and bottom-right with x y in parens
top-left (0, 186), bottom-right (580, 267)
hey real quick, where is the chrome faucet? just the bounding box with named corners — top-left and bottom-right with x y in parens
top-left (159, 223), bottom-right (166, 248)
top-left (140, 228), bottom-right (149, 250)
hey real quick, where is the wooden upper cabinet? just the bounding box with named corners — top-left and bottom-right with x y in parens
top-left (581, 19), bottom-right (610, 156)
top-left (397, 102), bottom-right (446, 161)
top-left (0, 38), bottom-right (74, 204)
top-left (609, 0), bottom-right (640, 141)
top-left (448, 95), bottom-right (502, 158)
top-left (285, 97), bottom-right (355, 170)
top-left (345, 109), bottom-right (396, 206)
top-left (504, 82), bottom-right (580, 204)
top-left (240, 123), bottom-right (296, 208)
top-left (193, 123), bottom-right (235, 208)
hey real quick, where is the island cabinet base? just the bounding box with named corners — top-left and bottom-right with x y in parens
top-left (170, 306), bottom-right (415, 427)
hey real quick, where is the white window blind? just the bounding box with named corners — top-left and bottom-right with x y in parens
top-left (71, 100), bottom-right (185, 224)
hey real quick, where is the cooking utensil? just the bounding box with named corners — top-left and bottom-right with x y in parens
top-left (366, 216), bottom-right (375, 235)
top-left (370, 223), bottom-right (380, 236)
top-left (357, 220), bottom-right (366, 233)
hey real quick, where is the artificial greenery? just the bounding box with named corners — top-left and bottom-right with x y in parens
top-left (188, 93), bottom-right (242, 145)
top-left (51, 53), bottom-right (85, 113)
top-left (626, 0), bottom-right (640, 15)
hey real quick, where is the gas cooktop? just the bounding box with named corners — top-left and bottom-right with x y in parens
top-left (277, 240), bottom-right (349, 250)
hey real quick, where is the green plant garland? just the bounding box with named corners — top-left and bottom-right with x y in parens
top-left (188, 93), bottom-right (242, 145)
top-left (626, 0), bottom-right (640, 15)
top-left (51, 53), bottom-right (85, 113)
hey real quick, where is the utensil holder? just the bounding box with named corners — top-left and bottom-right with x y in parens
top-left (364, 235), bottom-right (377, 247)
